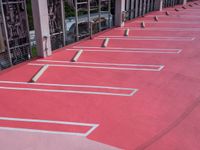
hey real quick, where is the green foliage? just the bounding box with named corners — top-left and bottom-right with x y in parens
top-left (26, 0), bottom-right (34, 30)
top-left (64, 3), bottom-right (75, 17)
top-left (31, 46), bottom-right (37, 58)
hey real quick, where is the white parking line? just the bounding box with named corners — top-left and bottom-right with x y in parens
top-left (132, 21), bottom-right (200, 24)
top-left (116, 27), bottom-right (200, 32)
top-left (166, 11), bottom-right (200, 14)
top-left (0, 117), bottom-right (99, 137)
top-left (146, 15), bottom-right (200, 18)
top-left (96, 36), bottom-right (195, 41)
top-left (178, 9), bottom-right (200, 11)
top-left (28, 63), bottom-right (164, 72)
top-left (72, 47), bottom-right (182, 54)
top-left (0, 80), bottom-right (138, 97)
top-left (37, 59), bottom-right (163, 67)
top-left (37, 60), bottom-right (165, 72)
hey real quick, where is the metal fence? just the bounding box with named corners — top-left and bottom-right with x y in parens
top-left (163, 0), bottom-right (184, 7)
top-left (0, 0), bottom-right (31, 70)
top-left (125, 0), bottom-right (161, 21)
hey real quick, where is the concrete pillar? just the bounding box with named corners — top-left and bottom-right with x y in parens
top-left (183, 0), bottom-right (187, 5)
top-left (152, 0), bottom-right (162, 11)
top-left (31, 0), bottom-right (52, 58)
top-left (0, 25), bottom-right (5, 53)
top-left (115, 0), bottom-right (126, 27)
top-left (159, 0), bottom-right (163, 11)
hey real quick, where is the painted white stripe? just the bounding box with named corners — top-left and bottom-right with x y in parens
top-left (96, 36), bottom-right (195, 41)
top-left (166, 11), bottom-right (200, 14)
top-left (0, 80), bottom-right (138, 97)
top-left (0, 117), bottom-right (98, 137)
top-left (0, 127), bottom-right (90, 137)
top-left (158, 65), bottom-right (165, 71)
top-left (68, 49), bottom-right (181, 54)
top-left (37, 59), bottom-right (162, 68)
top-left (0, 86), bottom-right (137, 97)
top-left (132, 21), bottom-right (200, 24)
top-left (73, 49), bottom-right (180, 54)
top-left (28, 63), bottom-right (164, 72)
top-left (146, 15), bottom-right (200, 18)
top-left (116, 28), bottom-right (200, 32)
top-left (178, 9), bottom-right (200, 11)
top-left (178, 10), bottom-right (200, 12)
top-left (72, 47), bottom-right (182, 54)
top-left (0, 80), bottom-right (135, 91)
top-left (0, 117), bottom-right (97, 127)
top-left (73, 46), bottom-right (181, 51)
top-left (99, 35), bottom-right (195, 39)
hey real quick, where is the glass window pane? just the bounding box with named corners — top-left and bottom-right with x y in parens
top-left (64, 1), bottom-right (76, 44)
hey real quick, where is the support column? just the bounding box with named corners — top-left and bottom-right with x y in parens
top-left (31, 0), bottom-right (52, 58)
top-left (0, 25), bottom-right (5, 53)
top-left (153, 0), bottom-right (162, 11)
top-left (115, 0), bottom-right (126, 27)
top-left (159, 0), bottom-right (163, 11)
top-left (183, 0), bottom-right (187, 5)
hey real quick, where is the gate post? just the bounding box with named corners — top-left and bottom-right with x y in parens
top-left (183, 0), bottom-right (187, 5)
top-left (31, 0), bottom-right (52, 58)
top-left (159, 0), bottom-right (163, 11)
top-left (115, 0), bottom-right (126, 27)
top-left (153, 0), bottom-right (163, 11)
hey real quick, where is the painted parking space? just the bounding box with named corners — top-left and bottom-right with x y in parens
top-left (127, 21), bottom-right (200, 28)
top-left (134, 13), bottom-right (200, 22)
top-left (94, 27), bottom-right (199, 37)
top-left (75, 38), bottom-right (191, 50)
top-left (29, 62), bottom-right (164, 72)
top-left (0, 117), bottom-right (98, 137)
top-left (70, 47), bottom-right (182, 54)
top-left (0, 80), bottom-right (138, 97)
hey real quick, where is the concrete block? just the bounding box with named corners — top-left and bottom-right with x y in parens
top-left (124, 29), bottom-right (130, 36)
top-left (154, 16), bottom-right (159, 22)
top-left (31, 65), bottom-right (49, 83)
top-left (141, 21), bottom-right (145, 28)
top-left (102, 38), bottom-right (110, 48)
top-left (71, 50), bottom-right (83, 62)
